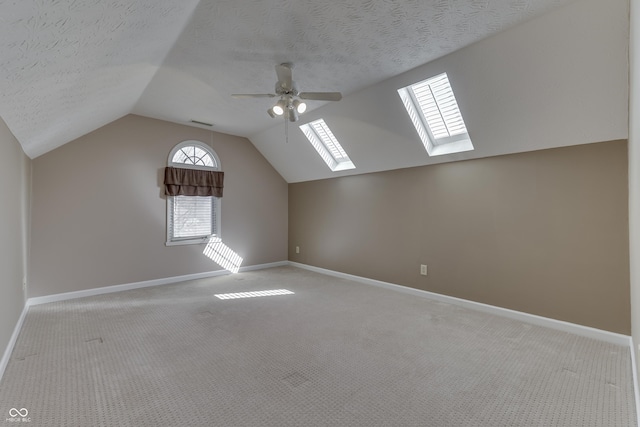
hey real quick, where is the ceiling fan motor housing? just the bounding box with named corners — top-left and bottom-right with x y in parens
top-left (276, 81), bottom-right (298, 96)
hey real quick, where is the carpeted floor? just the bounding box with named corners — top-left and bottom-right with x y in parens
top-left (0, 266), bottom-right (636, 426)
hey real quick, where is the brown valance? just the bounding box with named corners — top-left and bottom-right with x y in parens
top-left (164, 167), bottom-right (224, 197)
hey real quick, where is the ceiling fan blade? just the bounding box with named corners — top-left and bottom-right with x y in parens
top-left (231, 93), bottom-right (277, 99)
top-left (299, 92), bottom-right (342, 101)
top-left (276, 63), bottom-right (293, 90)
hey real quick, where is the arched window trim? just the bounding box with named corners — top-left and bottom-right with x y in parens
top-left (166, 140), bottom-right (222, 246)
top-left (168, 140), bottom-right (221, 171)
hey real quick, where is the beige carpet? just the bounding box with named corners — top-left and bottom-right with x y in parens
top-left (0, 266), bottom-right (636, 426)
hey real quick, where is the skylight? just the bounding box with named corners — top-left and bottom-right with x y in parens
top-left (398, 72), bottom-right (474, 156)
top-left (299, 119), bottom-right (355, 171)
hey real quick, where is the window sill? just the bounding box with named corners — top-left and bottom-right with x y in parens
top-left (165, 237), bottom-right (210, 247)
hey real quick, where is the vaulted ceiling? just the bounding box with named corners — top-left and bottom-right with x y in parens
top-left (0, 0), bottom-right (628, 182)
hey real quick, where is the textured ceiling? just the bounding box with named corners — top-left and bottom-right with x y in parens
top-left (134, 0), bottom-right (574, 138)
top-left (0, 0), bottom-right (575, 160)
top-left (0, 0), bottom-right (201, 157)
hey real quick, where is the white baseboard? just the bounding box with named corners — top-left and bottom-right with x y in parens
top-left (27, 261), bottom-right (289, 307)
top-left (238, 261), bottom-right (289, 272)
top-left (0, 303), bottom-right (29, 383)
top-left (631, 337), bottom-right (640, 427)
top-left (289, 262), bottom-right (631, 347)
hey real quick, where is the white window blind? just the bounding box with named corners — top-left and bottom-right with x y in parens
top-left (169, 196), bottom-right (214, 239)
top-left (398, 72), bottom-right (474, 156)
top-left (299, 119), bottom-right (355, 171)
top-left (411, 74), bottom-right (468, 140)
top-left (309, 120), bottom-right (350, 162)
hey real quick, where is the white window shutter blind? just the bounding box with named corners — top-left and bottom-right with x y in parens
top-left (169, 196), bottom-right (215, 239)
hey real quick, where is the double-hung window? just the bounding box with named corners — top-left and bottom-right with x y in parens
top-left (166, 141), bottom-right (221, 246)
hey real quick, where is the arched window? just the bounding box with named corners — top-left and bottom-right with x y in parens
top-left (166, 141), bottom-right (221, 245)
top-left (169, 142), bottom-right (219, 168)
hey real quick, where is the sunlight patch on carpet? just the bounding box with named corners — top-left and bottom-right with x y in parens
top-left (203, 237), bottom-right (243, 273)
top-left (214, 289), bottom-right (294, 300)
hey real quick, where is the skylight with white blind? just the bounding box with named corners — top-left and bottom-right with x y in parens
top-left (299, 119), bottom-right (355, 171)
top-left (398, 72), bottom-right (474, 156)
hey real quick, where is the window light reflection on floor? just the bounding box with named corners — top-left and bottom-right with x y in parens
top-left (202, 237), bottom-right (243, 273)
top-left (215, 289), bottom-right (294, 300)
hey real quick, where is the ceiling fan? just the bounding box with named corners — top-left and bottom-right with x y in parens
top-left (232, 63), bottom-right (342, 122)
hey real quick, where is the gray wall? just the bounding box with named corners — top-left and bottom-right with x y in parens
top-left (29, 115), bottom-right (288, 297)
top-left (289, 140), bottom-right (630, 334)
top-left (0, 117), bottom-right (30, 358)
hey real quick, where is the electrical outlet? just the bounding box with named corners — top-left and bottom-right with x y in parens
top-left (420, 264), bottom-right (427, 276)
top-left (295, 246), bottom-right (300, 254)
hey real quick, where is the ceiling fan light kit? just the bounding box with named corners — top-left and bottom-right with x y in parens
top-left (268, 97), bottom-right (306, 122)
top-left (288, 108), bottom-right (298, 122)
top-left (232, 63), bottom-right (342, 123)
top-left (273, 99), bottom-right (286, 116)
top-left (293, 99), bottom-right (306, 114)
